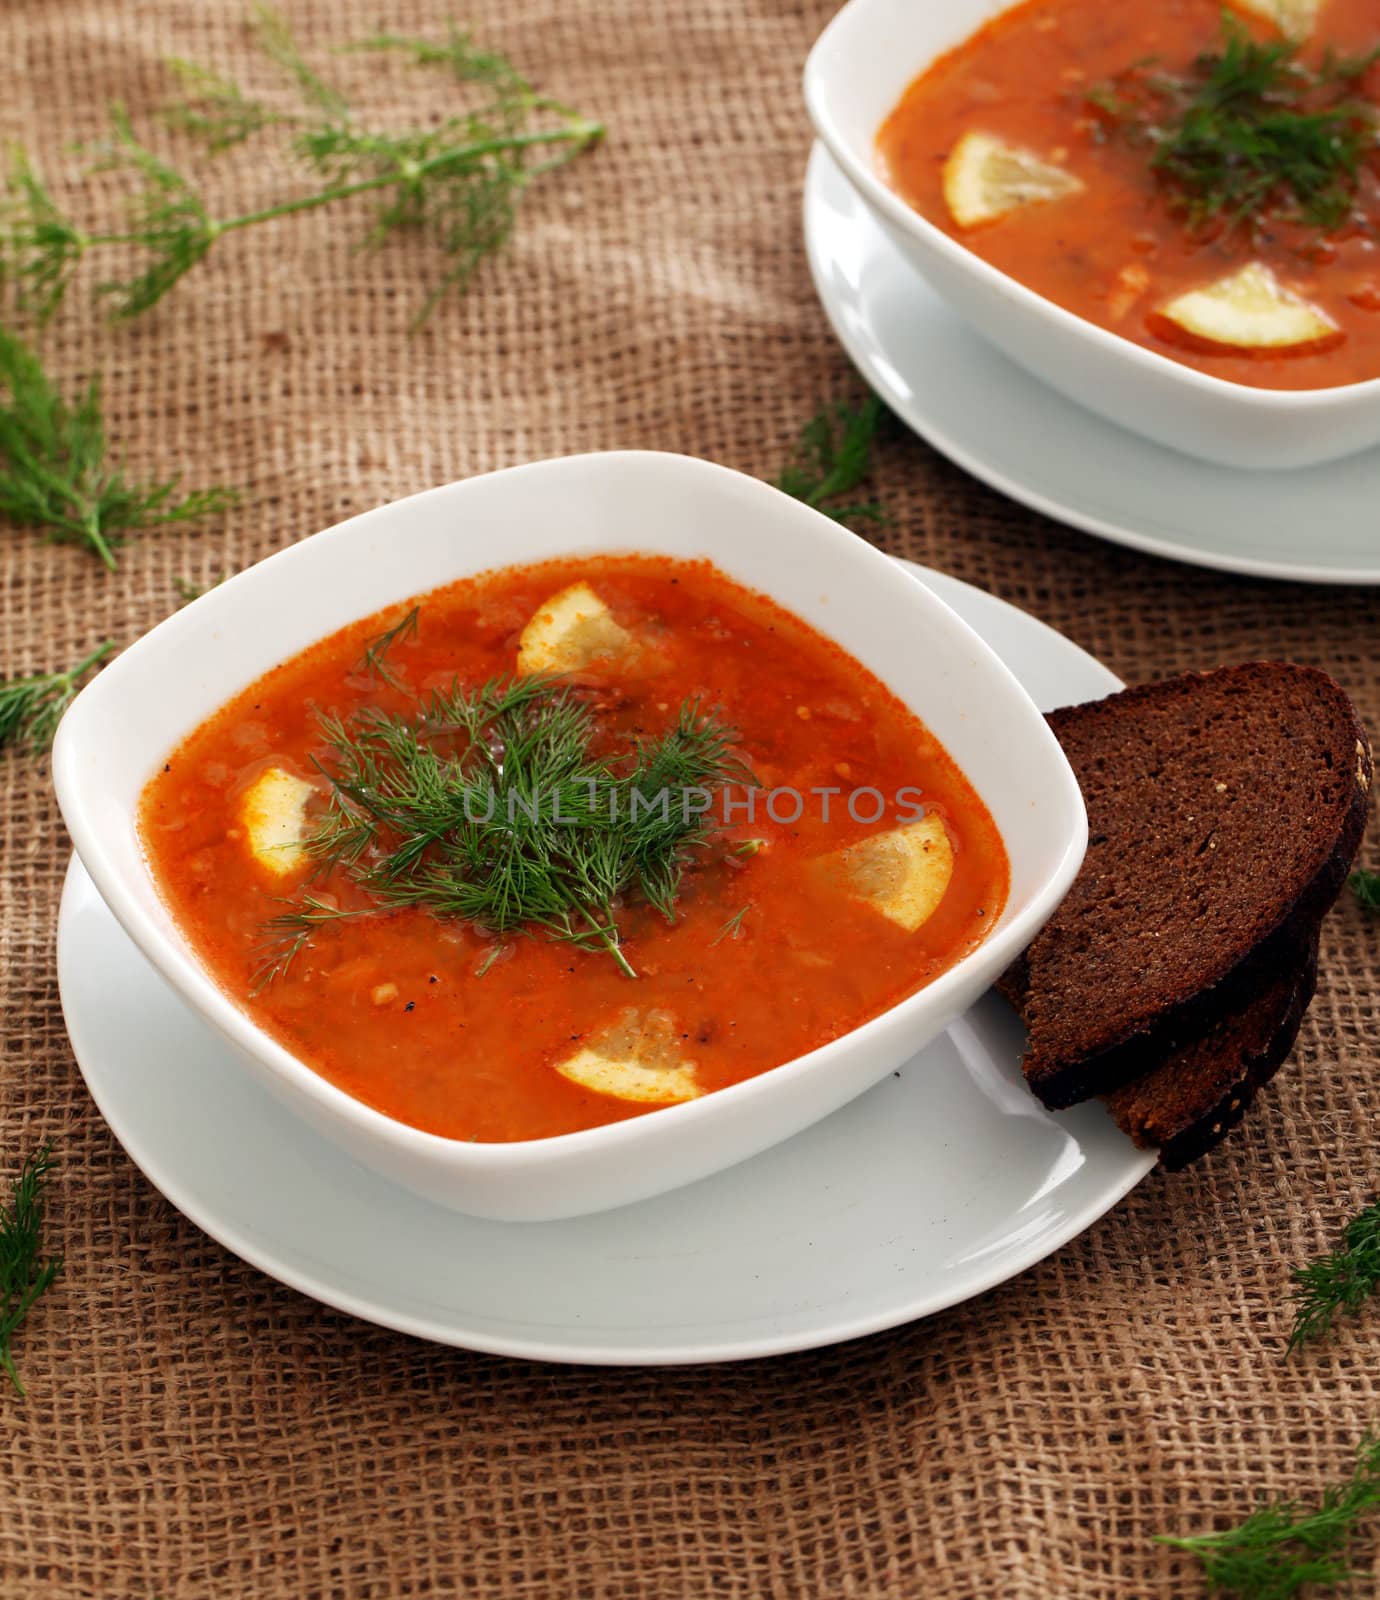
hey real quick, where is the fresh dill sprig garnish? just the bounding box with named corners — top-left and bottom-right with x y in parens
top-left (263, 672), bottom-right (751, 984)
top-left (0, 1142), bottom-right (62, 1398)
top-left (1349, 867), bottom-right (1380, 912)
top-left (1156, 1435), bottom-right (1380, 1598)
top-left (359, 605), bottom-right (420, 688)
top-left (0, 14), bottom-right (603, 325)
top-left (1288, 1196), bottom-right (1380, 1353)
top-left (1088, 13), bottom-right (1380, 235)
top-left (774, 393), bottom-right (888, 528)
top-left (0, 642), bottom-right (114, 755)
top-left (250, 894), bottom-right (369, 994)
top-left (0, 327), bottom-right (233, 568)
top-left (711, 906), bottom-right (748, 945)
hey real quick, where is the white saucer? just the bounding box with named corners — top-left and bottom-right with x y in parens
top-left (57, 564), bottom-right (1153, 1365)
top-left (805, 144), bottom-right (1380, 586)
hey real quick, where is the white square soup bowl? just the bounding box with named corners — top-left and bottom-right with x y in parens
top-left (54, 452), bottom-right (1085, 1221)
top-left (804, 0), bottom-right (1380, 471)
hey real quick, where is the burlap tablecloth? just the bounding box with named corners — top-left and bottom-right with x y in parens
top-left (3, 3), bottom-right (1378, 1595)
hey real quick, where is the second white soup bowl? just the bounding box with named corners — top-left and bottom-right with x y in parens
top-left (804, 0), bottom-right (1380, 470)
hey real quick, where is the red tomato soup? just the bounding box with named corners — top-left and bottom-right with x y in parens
top-left (877, 0), bottom-right (1380, 390)
top-left (140, 556), bottom-right (1008, 1143)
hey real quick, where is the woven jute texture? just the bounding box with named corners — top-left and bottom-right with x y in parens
top-left (3, 2), bottom-right (1380, 1596)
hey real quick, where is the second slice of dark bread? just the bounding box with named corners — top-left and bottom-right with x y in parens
top-left (1102, 930), bottom-right (1319, 1170)
top-left (1022, 663), bottom-right (1370, 1109)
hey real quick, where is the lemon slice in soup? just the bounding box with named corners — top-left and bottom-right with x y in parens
top-left (516, 582), bottom-right (632, 675)
top-left (241, 766), bottom-right (316, 877)
top-left (942, 132), bottom-right (1084, 228)
top-left (556, 1009), bottom-right (702, 1104)
top-left (1232, 0), bottom-right (1321, 38)
top-left (1160, 262), bottom-right (1337, 351)
top-left (829, 815), bottom-right (954, 933)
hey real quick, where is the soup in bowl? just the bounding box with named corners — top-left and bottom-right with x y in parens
top-left (805, 0), bottom-right (1380, 467)
top-left (53, 453), bottom-right (1085, 1219)
top-left (139, 554), bottom-right (1010, 1145)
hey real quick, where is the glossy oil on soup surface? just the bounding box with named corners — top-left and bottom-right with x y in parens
top-left (877, 0), bottom-right (1380, 390)
top-left (140, 557), bottom-right (1008, 1143)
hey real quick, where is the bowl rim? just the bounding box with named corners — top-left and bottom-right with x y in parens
top-left (52, 450), bottom-right (1087, 1170)
top-left (802, 0), bottom-right (1380, 410)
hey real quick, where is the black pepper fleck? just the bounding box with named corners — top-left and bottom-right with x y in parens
top-left (404, 1001), bottom-right (415, 1012)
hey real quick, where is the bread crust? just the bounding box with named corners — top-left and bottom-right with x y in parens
top-left (1157, 944), bottom-right (1318, 1170)
top-left (1103, 930), bottom-right (1319, 1168)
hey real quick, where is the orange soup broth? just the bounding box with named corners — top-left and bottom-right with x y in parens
top-left (140, 557), bottom-right (1008, 1142)
top-left (877, 0), bottom-right (1380, 389)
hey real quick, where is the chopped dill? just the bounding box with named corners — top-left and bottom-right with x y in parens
top-left (0, 641), bottom-right (114, 754)
top-left (0, 1143), bottom-right (62, 1398)
top-left (475, 941), bottom-right (508, 978)
top-left (358, 605), bottom-right (420, 688)
top-left (1288, 1195), bottom-right (1380, 1352)
top-left (1156, 1435), bottom-right (1380, 1598)
top-left (260, 666), bottom-right (754, 985)
top-left (250, 894), bottom-right (370, 994)
top-left (774, 393), bottom-right (888, 528)
top-left (711, 906), bottom-right (749, 945)
top-left (1087, 13), bottom-right (1380, 235)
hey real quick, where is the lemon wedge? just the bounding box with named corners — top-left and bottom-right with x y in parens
top-left (241, 766), bottom-right (316, 877)
top-left (556, 1009), bottom-right (702, 1104)
top-left (1160, 262), bottom-right (1337, 351)
top-left (828, 815), bottom-right (954, 933)
top-left (516, 581), bottom-right (632, 675)
top-left (1232, 0), bottom-right (1321, 37)
top-left (942, 131), bottom-right (1083, 228)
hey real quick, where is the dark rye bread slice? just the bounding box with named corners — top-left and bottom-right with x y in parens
top-left (1102, 929), bottom-right (1319, 1170)
top-left (1020, 663), bottom-right (1370, 1110)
